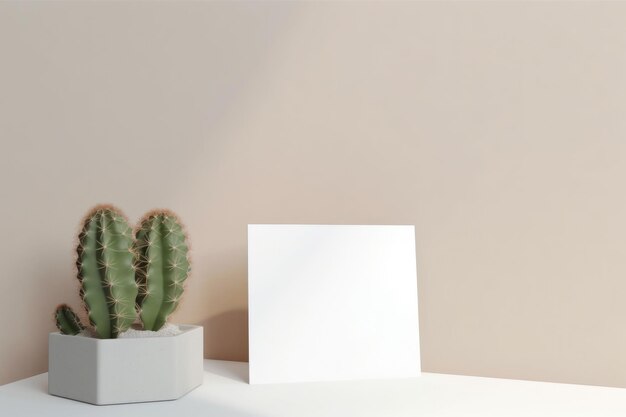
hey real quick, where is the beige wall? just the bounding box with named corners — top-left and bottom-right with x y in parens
top-left (2, 1), bottom-right (626, 387)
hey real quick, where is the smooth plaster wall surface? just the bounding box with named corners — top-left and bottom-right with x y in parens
top-left (2, 1), bottom-right (626, 387)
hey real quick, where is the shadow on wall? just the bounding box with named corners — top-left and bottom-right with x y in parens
top-left (190, 238), bottom-right (249, 363)
top-left (202, 309), bottom-right (249, 362)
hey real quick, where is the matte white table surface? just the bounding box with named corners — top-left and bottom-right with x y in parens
top-left (2, 359), bottom-right (626, 416)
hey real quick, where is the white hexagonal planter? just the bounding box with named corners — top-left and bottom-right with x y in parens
top-left (48, 324), bottom-right (203, 405)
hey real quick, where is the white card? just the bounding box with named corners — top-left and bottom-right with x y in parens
top-left (248, 224), bottom-right (420, 384)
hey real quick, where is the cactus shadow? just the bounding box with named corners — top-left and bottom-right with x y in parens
top-left (203, 359), bottom-right (249, 384)
top-left (30, 374), bottom-right (49, 394)
top-left (179, 398), bottom-right (268, 417)
top-left (201, 309), bottom-right (249, 376)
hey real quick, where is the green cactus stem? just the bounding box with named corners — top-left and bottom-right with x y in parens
top-left (76, 206), bottom-right (138, 339)
top-left (54, 304), bottom-right (84, 335)
top-left (134, 210), bottom-right (190, 331)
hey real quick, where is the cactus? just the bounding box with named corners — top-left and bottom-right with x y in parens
top-left (134, 210), bottom-right (190, 331)
top-left (55, 304), bottom-right (84, 335)
top-left (52, 205), bottom-right (191, 338)
top-left (76, 206), bottom-right (138, 338)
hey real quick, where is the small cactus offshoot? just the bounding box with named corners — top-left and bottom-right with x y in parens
top-left (55, 304), bottom-right (84, 335)
top-left (134, 210), bottom-right (191, 331)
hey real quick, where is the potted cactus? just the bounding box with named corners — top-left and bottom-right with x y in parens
top-left (48, 206), bottom-right (203, 405)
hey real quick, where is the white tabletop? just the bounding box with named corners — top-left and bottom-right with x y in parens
top-left (1, 359), bottom-right (626, 416)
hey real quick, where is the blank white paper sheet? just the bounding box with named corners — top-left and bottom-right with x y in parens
top-left (248, 224), bottom-right (420, 384)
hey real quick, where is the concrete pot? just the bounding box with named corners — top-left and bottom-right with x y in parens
top-left (48, 324), bottom-right (203, 405)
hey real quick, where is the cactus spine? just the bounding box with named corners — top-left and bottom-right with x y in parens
top-left (55, 304), bottom-right (84, 335)
top-left (76, 206), bottom-right (138, 338)
top-left (134, 210), bottom-right (190, 331)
